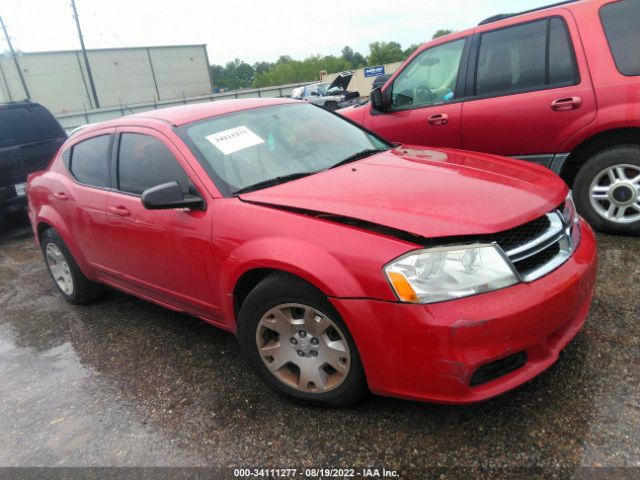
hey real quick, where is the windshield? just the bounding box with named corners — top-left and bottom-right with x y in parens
top-left (178, 103), bottom-right (389, 196)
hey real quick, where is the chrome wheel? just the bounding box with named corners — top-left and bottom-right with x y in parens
top-left (45, 243), bottom-right (74, 295)
top-left (589, 164), bottom-right (640, 224)
top-left (255, 303), bottom-right (351, 393)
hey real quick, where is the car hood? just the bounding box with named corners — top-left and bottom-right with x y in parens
top-left (239, 147), bottom-right (567, 239)
top-left (328, 71), bottom-right (354, 92)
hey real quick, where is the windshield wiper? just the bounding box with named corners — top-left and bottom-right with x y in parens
top-left (328, 148), bottom-right (386, 170)
top-left (232, 172), bottom-right (314, 195)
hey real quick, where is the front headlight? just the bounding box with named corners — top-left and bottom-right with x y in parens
top-left (561, 192), bottom-right (582, 250)
top-left (384, 244), bottom-right (519, 304)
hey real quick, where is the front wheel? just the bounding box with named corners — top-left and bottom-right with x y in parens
top-left (237, 272), bottom-right (367, 406)
top-left (573, 145), bottom-right (640, 235)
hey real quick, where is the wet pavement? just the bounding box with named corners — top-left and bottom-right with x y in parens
top-left (0, 218), bottom-right (638, 478)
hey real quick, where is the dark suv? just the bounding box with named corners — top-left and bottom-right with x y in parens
top-left (0, 101), bottom-right (67, 222)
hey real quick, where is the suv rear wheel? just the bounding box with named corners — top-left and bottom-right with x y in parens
top-left (237, 272), bottom-right (367, 406)
top-left (573, 145), bottom-right (640, 235)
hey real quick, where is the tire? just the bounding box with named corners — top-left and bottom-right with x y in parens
top-left (573, 145), bottom-right (640, 235)
top-left (237, 272), bottom-right (367, 407)
top-left (40, 228), bottom-right (103, 304)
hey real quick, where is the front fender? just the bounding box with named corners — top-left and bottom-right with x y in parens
top-left (219, 236), bottom-right (368, 328)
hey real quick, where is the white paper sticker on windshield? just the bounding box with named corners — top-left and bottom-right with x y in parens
top-left (205, 126), bottom-right (265, 155)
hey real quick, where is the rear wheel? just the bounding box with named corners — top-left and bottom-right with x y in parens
top-left (237, 272), bottom-right (367, 406)
top-left (573, 145), bottom-right (640, 235)
top-left (40, 228), bottom-right (103, 304)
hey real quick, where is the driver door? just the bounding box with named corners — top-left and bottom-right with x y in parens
top-left (365, 37), bottom-right (468, 148)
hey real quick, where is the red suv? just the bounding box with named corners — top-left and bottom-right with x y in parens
top-left (28, 99), bottom-right (596, 406)
top-left (340, 0), bottom-right (640, 235)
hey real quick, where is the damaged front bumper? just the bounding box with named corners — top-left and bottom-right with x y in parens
top-left (329, 221), bottom-right (597, 404)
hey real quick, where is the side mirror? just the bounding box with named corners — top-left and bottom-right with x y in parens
top-left (370, 87), bottom-right (390, 111)
top-left (141, 181), bottom-right (205, 210)
top-left (310, 91), bottom-right (319, 96)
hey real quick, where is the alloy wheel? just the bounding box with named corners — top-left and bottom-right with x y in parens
top-left (255, 303), bottom-right (351, 393)
top-left (45, 243), bottom-right (74, 295)
top-left (589, 164), bottom-right (640, 224)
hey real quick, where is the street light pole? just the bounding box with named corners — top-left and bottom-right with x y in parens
top-left (70, 0), bottom-right (100, 108)
top-left (0, 15), bottom-right (30, 100)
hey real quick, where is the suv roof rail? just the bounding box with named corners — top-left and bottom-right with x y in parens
top-left (478, 0), bottom-right (578, 25)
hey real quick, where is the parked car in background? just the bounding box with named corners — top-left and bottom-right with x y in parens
top-left (28, 98), bottom-right (596, 406)
top-left (339, 0), bottom-right (640, 235)
top-left (291, 71), bottom-right (360, 111)
top-left (0, 101), bottom-right (67, 223)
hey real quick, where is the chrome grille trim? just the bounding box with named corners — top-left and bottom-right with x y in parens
top-left (498, 211), bottom-right (574, 282)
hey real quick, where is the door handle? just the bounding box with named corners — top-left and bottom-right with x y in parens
top-left (108, 205), bottom-right (131, 217)
top-left (551, 97), bottom-right (582, 111)
top-left (53, 192), bottom-right (68, 201)
top-left (428, 113), bottom-right (449, 125)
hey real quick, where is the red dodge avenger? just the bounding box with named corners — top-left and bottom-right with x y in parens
top-left (28, 98), bottom-right (597, 406)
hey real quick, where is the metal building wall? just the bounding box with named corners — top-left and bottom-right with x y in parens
top-left (0, 45), bottom-right (211, 114)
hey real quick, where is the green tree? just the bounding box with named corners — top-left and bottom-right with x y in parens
top-left (403, 43), bottom-right (421, 58)
top-left (367, 41), bottom-right (405, 65)
top-left (341, 46), bottom-right (366, 68)
top-left (432, 29), bottom-right (453, 39)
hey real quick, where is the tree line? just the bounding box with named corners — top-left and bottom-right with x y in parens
top-left (210, 30), bottom-right (453, 90)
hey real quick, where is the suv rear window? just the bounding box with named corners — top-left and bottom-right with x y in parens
top-left (600, 0), bottom-right (640, 76)
top-left (70, 135), bottom-right (111, 188)
top-left (475, 17), bottom-right (578, 97)
top-left (0, 105), bottom-right (66, 149)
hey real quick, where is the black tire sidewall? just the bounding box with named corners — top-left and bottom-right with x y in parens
top-left (237, 273), bottom-right (367, 407)
top-left (573, 145), bottom-right (640, 235)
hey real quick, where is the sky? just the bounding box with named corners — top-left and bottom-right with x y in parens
top-left (1, 0), bottom-right (551, 65)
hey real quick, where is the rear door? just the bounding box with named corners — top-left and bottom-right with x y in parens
top-left (461, 13), bottom-right (597, 164)
top-left (364, 37), bottom-right (469, 148)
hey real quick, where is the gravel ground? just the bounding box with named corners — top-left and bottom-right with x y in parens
top-left (0, 219), bottom-right (638, 479)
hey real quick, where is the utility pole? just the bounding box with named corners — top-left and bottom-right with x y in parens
top-left (70, 0), bottom-right (100, 108)
top-left (0, 15), bottom-right (30, 100)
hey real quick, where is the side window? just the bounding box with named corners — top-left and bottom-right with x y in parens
top-left (475, 17), bottom-right (578, 97)
top-left (549, 18), bottom-right (579, 84)
top-left (600, 0), bottom-right (640, 76)
top-left (69, 135), bottom-right (111, 188)
top-left (117, 133), bottom-right (190, 195)
top-left (391, 38), bottom-right (466, 110)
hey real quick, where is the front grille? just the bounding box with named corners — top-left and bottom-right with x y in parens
top-left (470, 351), bottom-right (527, 386)
top-left (486, 215), bottom-right (551, 251)
top-left (514, 242), bottom-right (561, 276)
top-left (493, 211), bottom-right (573, 282)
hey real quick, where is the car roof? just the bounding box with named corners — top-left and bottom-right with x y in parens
top-left (83, 98), bottom-right (298, 132)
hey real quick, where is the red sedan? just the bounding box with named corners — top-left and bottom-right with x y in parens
top-left (27, 98), bottom-right (597, 406)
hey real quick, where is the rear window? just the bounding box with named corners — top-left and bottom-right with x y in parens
top-left (600, 0), bottom-right (640, 76)
top-left (0, 105), bottom-right (66, 149)
top-left (69, 135), bottom-right (111, 188)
